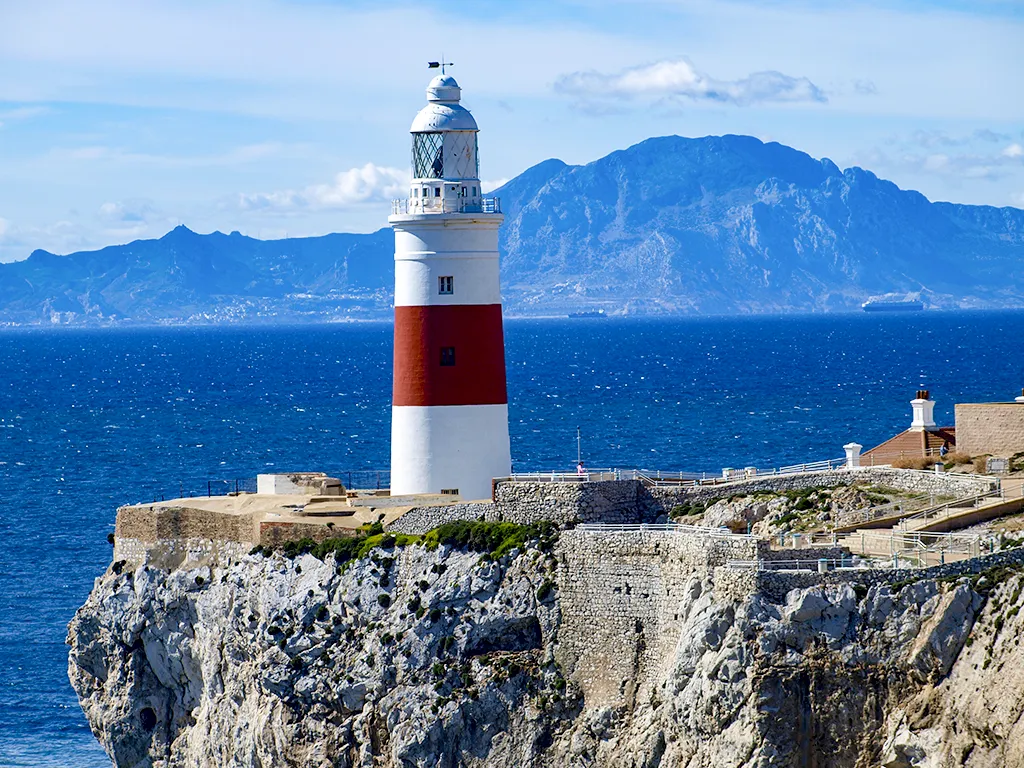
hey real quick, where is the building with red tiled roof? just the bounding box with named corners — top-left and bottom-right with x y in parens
top-left (861, 391), bottom-right (955, 466)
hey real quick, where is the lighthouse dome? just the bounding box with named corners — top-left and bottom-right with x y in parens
top-left (426, 75), bottom-right (461, 103)
top-left (410, 75), bottom-right (478, 133)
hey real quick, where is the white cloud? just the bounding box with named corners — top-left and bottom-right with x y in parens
top-left (98, 200), bottom-right (158, 224)
top-left (1003, 143), bottom-right (1024, 158)
top-left (308, 164), bottom-right (409, 207)
top-left (0, 218), bottom-right (8, 238)
top-left (555, 57), bottom-right (827, 107)
top-left (239, 163), bottom-right (409, 212)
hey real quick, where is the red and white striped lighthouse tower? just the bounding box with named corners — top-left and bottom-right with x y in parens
top-left (388, 73), bottom-right (510, 500)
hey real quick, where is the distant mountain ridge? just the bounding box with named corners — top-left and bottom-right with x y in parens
top-left (2, 134), bottom-right (1022, 324)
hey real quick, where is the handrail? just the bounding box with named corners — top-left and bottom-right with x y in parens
top-left (576, 522), bottom-right (755, 539)
top-left (897, 489), bottom-right (1004, 530)
top-left (391, 196), bottom-right (501, 215)
top-left (728, 558), bottom-right (884, 571)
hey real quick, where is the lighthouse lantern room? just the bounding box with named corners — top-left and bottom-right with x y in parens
top-left (388, 73), bottom-right (511, 500)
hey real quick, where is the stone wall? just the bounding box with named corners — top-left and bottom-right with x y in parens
top-left (489, 469), bottom-right (995, 529)
top-left (257, 521), bottom-right (360, 548)
top-left (730, 545), bottom-right (1024, 602)
top-left (644, 467), bottom-right (995, 511)
top-left (116, 504), bottom-right (258, 543)
top-left (554, 529), bottom-right (761, 708)
top-left (955, 403), bottom-right (1024, 458)
top-left (385, 502), bottom-right (496, 535)
top-left (494, 480), bottom-right (646, 525)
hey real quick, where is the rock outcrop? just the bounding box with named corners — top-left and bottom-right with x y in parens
top-left (69, 536), bottom-right (1024, 767)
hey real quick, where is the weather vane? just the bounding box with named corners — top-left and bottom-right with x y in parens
top-left (427, 57), bottom-right (454, 74)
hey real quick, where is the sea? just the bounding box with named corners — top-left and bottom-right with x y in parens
top-left (2, 311), bottom-right (1023, 766)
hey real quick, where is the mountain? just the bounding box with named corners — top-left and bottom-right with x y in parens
top-left (0, 227), bottom-right (394, 324)
top-left (495, 135), bottom-right (1024, 315)
top-left (2, 134), bottom-right (1023, 324)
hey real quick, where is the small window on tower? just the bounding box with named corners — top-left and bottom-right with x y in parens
top-left (461, 186), bottom-right (467, 197)
top-left (413, 188), bottom-right (419, 197)
top-left (440, 347), bottom-right (456, 366)
top-left (434, 187), bottom-right (441, 197)
top-left (473, 186), bottom-right (477, 196)
top-left (438, 276), bottom-right (454, 295)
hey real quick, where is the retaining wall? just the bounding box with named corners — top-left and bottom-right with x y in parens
top-left (385, 502), bottom-right (497, 535)
top-left (489, 469), bottom-right (995, 528)
top-left (731, 545), bottom-right (1024, 602)
top-left (116, 504), bottom-right (257, 543)
top-left (554, 529), bottom-right (761, 709)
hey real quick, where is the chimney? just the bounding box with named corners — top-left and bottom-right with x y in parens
top-left (1016, 388), bottom-right (1024, 404)
top-left (910, 390), bottom-right (936, 431)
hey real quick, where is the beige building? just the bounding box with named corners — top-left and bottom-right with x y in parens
top-left (955, 391), bottom-right (1024, 458)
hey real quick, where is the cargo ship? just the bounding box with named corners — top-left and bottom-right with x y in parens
top-left (567, 309), bottom-right (608, 319)
top-left (861, 297), bottom-right (925, 313)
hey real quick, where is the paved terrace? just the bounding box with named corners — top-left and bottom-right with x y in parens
top-left (114, 487), bottom-right (467, 567)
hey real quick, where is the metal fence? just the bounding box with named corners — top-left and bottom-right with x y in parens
top-left (500, 458), bottom-right (849, 488)
top-left (575, 522), bottom-right (752, 540)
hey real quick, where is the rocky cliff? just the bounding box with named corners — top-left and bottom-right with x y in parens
top-left (69, 533), bottom-right (1024, 767)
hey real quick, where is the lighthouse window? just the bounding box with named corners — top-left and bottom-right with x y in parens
top-left (440, 347), bottom-right (456, 366)
top-left (412, 132), bottom-right (445, 178)
top-left (434, 187), bottom-right (441, 197)
top-left (438, 276), bottom-right (454, 295)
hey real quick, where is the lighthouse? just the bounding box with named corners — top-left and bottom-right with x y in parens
top-left (388, 73), bottom-right (511, 500)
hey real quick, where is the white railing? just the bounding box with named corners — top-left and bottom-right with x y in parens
top-left (391, 196), bottom-right (501, 215)
top-left (501, 468), bottom-right (625, 483)
top-left (499, 459), bottom-right (1004, 489)
top-left (576, 522), bottom-right (753, 539)
top-left (897, 489), bottom-right (1008, 530)
top-left (728, 557), bottom-right (885, 571)
top-left (842, 529), bottom-right (990, 562)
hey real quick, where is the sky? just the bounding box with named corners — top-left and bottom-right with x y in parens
top-left (0, 0), bottom-right (1022, 262)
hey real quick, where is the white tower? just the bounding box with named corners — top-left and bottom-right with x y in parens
top-left (388, 74), bottom-right (511, 500)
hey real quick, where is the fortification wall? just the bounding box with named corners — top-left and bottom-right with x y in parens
top-left (645, 467), bottom-right (995, 511)
top-left (955, 403), bottom-right (1024, 458)
top-left (489, 470), bottom-right (993, 529)
top-left (384, 502), bottom-right (496, 534)
top-left (494, 480), bottom-right (645, 525)
top-left (116, 504), bottom-right (257, 543)
top-left (729, 545), bottom-right (1024, 602)
top-left (554, 529), bottom-right (761, 708)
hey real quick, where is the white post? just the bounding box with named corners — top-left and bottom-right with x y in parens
top-left (844, 442), bottom-right (863, 469)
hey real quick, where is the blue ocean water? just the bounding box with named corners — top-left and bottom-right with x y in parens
top-left (2, 312), bottom-right (1023, 766)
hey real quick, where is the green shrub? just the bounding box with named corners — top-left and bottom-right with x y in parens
top-left (377, 594), bottom-right (391, 608)
top-left (422, 520), bottom-right (558, 559)
top-left (429, 608), bottom-right (442, 622)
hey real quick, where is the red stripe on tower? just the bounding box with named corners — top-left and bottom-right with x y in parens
top-left (393, 305), bottom-right (508, 407)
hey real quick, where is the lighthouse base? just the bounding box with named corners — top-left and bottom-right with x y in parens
top-left (390, 404), bottom-right (511, 501)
